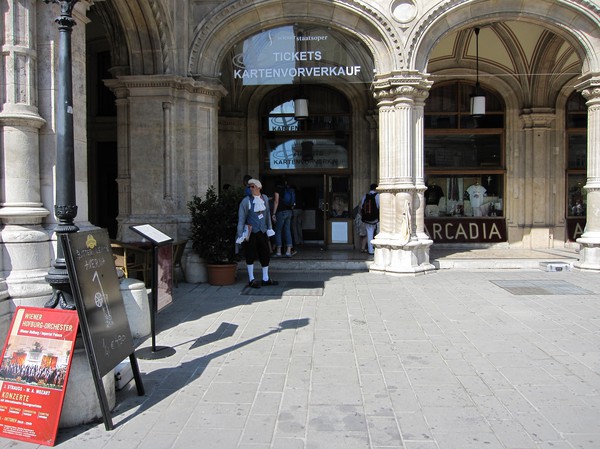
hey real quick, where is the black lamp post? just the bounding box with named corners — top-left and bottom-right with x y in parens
top-left (43, 0), bottom-right (80, 309)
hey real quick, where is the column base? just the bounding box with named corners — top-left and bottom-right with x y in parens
top-left (573, 238), bottom-right (600, 271)
top-left (369, 238), bottom-right (436, 275)
top-left (59, 343), bottom-right (116, 428)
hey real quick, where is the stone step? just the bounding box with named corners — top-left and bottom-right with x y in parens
top-left (234, 247), bottom-right (579, 271)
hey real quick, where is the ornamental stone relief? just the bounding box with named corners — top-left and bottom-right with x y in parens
top-left (391, 0), bottom-right (418, 25)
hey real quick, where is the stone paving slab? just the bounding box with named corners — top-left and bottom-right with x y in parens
top-left (1, 268), bottom-right (599, 449)
top-left (240, 281), bottom-right (324, 296)
top-left (491, 279), bottom-right (595, 295)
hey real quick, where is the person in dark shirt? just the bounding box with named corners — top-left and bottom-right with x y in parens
top-left (272, 178), bottom-right (296, 257)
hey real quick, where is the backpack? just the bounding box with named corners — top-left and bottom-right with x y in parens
top-left (282, 187), bottom-right (295, 207)
top-left (361, 193), bottom-right (379, 222)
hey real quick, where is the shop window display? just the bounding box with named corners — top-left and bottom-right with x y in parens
top-left (425, 174), bottom-right (503, 218)
top-left (564, 92), bottom-right (587, 241)
top-left (424, 82), bottom-right (505, 218)
top-left (423, 82), bottom-right (506, 243)
top-left (566, 92), bottom-right (587, 220)
top-left (567, 176), bottom-right (586, 217)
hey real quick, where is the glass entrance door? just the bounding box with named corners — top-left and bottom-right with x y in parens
top-left (259, 85), bottom-right (354, 248)
top-left (326, 176), bottom-right (353, 248)
top-left (263, 175), bottom-right (352, 248)
top-left (274, 175), bottom-right (325, 247)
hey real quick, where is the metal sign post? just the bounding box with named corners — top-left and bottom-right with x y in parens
top-left (130, 225), bottom-right (176, 360)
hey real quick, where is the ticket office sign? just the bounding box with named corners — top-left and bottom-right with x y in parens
top-left (0, 307), bottom-right (78, 446)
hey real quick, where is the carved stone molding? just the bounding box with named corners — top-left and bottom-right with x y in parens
top-left (520, 110), bottom-right (556, 128)
top-left (104, 75), bottom-right (227, 98)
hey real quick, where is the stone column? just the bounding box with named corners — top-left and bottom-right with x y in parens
top-left (413, 88), bottom-right (430, 242)
top-left (37, 0), bottom-right (116, 428)
top-left (0, 0), bottom-right (52, 342)
top-left (575, 75), bottom-right (600, 270)
top-left (369, 72), bottom-right (434, 275)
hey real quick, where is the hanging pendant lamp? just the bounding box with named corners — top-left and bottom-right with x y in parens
top-left (470, 27), bottom-right (486, 116)
top-left (294, 30), bottom-right (309, 120)
top-left (294, 97), bottom-right (309, 120)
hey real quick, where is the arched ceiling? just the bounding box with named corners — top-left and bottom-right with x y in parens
top-left (91, 0), bottom-right (174, 75)
top-left (427, 21), bottom-right (582, 108)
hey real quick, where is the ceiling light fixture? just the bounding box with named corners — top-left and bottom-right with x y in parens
top-left (470, 27), bottom-right (486, 117)
top-left (294, 97), bottom-right (308, 120)
top-left (294, 30), bottom-right (309, 120)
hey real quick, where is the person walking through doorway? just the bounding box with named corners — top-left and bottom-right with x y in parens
top-left (360, 183), bottom-right (380, 255)
top-left (272, 178), bottom-right (296, 257)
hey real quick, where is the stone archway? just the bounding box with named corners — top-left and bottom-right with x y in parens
top-left (405, 0), bottom-right (600, 270)
top-left (188, 0), bottom-right (399, 80)
top-left (93, 0), bottom-right (175, 75)
top-left (409, 0), bottom-right (600, 74)
top-left (216, 22), bottom-right (380, 199)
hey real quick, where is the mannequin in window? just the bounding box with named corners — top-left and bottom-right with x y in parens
top-left (467, 181), bottom-right (487, 216)
top-left (425, 182), bottom-right (444, 205)
top-left (571, 183), bottom-right (584, 216)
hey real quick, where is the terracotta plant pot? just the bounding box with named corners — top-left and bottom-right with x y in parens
top-left (206, 263), bottom-right (237, 286)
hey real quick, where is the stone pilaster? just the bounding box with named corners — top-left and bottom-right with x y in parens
top-left (518, 110), bottom-right (557, 248)
top-left (575, 75), bottom-right (600, 270)
top-left (0, 0), bottom-right (52, 339)
top-left (369, 72), bottom-right (434, 275)
top-left (104, 75), bottom-right (226, 241)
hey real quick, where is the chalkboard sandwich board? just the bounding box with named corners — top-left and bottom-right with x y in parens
top-left (61, 229), bottom-right (144, 430)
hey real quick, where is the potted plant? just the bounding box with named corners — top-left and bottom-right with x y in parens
top-left (188, 186), bottom-right (245, 285)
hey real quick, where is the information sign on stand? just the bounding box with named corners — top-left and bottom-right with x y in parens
top-left (0, 307), bottom-right (78, 446)
top-left (61, 229), bottom-right (144, 431)
top-left (130, 225), bottom-right (175, 359)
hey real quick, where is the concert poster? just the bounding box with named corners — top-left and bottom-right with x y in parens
top-left (0, 307), bottom-right (79, 446)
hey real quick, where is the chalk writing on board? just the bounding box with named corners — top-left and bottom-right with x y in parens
top-left (92, 271), bottom-right (113, 328)
top-left (61, 229), bottom-right (135, 378)
top-left (102, 334), bottom-right (128, 357)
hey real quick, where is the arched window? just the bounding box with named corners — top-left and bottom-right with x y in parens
top-left (424, 81), bottom-right (505, 225)
top-left (261, 85), bottom-right (351, 172)
top-left (565, 91), bottom-right (587, 240)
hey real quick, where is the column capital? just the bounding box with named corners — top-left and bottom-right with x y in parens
top-left (372, 71), bottom-right (432, 103)
top-left (520, 108), bottom-right (556, 128)
top-left (575, 74), bottom-right (600, 102)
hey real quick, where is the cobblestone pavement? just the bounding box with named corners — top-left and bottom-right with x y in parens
top-left (2, 267), bottom-right (599, 449)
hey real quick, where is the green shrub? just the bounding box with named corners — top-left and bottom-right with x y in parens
top-left (188, 186), bottom-right (245, 264)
